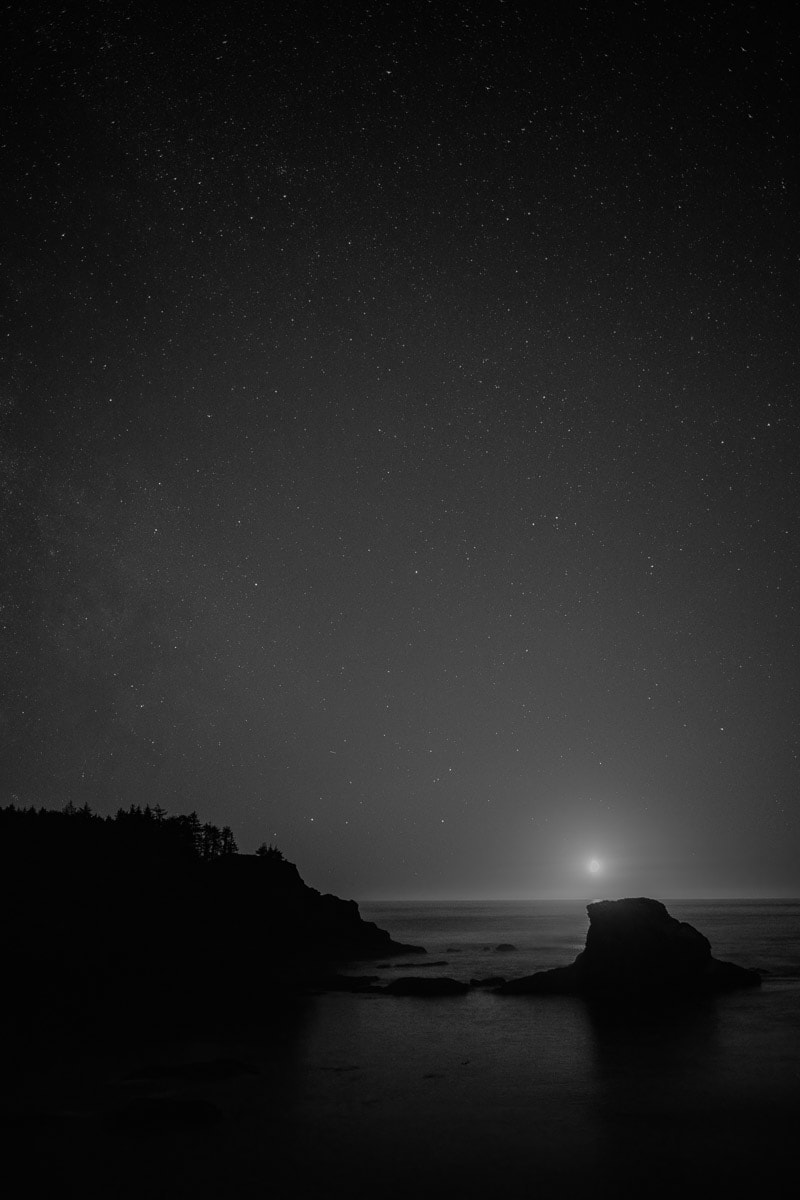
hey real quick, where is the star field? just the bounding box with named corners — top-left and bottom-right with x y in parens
top-left (2, 2), bottom-right (798, 898)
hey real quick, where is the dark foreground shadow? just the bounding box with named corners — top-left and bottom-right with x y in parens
top-left (2, 996), bottom-right (319, 1200)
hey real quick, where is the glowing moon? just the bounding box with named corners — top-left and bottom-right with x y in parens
top-left (588, 858), bottom-right (601, 874)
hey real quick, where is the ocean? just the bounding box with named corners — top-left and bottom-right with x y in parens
top-left (359, 896), bottom-right (800, 983)
top-left (287, 899), bottom-right (800, 1195)
top-left (11, 899), bottom-right (800, 1197)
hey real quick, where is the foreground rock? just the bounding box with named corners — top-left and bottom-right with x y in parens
top-left (498, 898), bottom-right (761, 998)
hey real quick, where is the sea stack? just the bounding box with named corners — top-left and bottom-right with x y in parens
top-left (498, 897), bottom-right (761, 998)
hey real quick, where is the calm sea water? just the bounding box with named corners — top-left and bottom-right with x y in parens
top-left (358, 897), bottom-right (800, 983)
top-left (15, 900), bottom-right (800, 1198)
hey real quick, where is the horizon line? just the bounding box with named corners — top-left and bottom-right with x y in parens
top-left (357, 893), bottom-right (800, 904)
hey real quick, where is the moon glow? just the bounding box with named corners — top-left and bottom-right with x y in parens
top-left (588, 858), bottom-right (601, 874)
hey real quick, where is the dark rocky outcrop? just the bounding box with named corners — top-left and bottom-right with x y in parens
top-left (498, 965), bottom-right (580, 995)
top-left (498, 897), bottom-right (761, 998)
top-left (384, 976), bottom-right (469, 997)
top-left (705, 957), bottom-right (765, 991)
top-left (494, 943), bottom-right (517, 952)
top-left (470, 976), bottom-right (506, 987)
top-left (0, 829), bottom-right (423, 1035)
top-left (202, 854), bottom-right (425, 967)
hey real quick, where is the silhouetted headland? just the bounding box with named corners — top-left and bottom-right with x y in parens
top-left (0, 802), bottom-right (423, 1040)
top-left (498, 896), bottom-right (762, 999)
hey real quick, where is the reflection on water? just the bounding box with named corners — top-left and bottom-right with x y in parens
top-left (585, 997), bottom-right (723, 1192)
top-left (583, 990), bottom-right (800, 1193)
top-left (586, 993), bottom-right (722, 1083)
top-left (286, 990), bottom-right (604, 1191)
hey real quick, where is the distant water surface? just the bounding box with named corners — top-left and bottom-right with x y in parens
top-left (358, 897), bottom-right (800, 982)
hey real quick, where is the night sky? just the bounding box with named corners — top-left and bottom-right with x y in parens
top-left (3, 2), bottom-right (798, 900)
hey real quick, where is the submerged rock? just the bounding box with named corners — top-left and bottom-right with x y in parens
top-left (384, 976), bottom-right (469, 997)
top-left (376, 960), bottom-right (449, 969)
top-left (497, 897), bottom-right (761, 998)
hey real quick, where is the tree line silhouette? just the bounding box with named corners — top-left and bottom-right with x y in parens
top-left (0, 800), bottom-right (239, 867)
top-left (0, 800), bottom-right (291, 1034)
